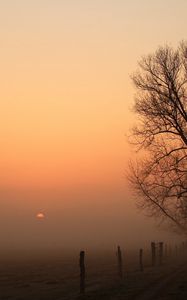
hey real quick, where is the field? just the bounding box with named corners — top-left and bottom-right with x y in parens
top-left (0, 248), bottom-right (187, 300)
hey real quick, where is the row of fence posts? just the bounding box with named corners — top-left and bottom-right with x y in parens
top-left (79, 241), bottom-right (186, 294)
top-left (151, 242), bottom-right (164, 266)
top-left (79, 250), bottom-right (85, 294)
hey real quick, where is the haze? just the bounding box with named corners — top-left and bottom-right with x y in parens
top-left (0, 0), bottom-right (186, 256)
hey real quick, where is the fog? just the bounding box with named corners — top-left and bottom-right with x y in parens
top-left (0, 0), bottom-right (186, 260)
top-left (0, 184), bottom-right (181, 259)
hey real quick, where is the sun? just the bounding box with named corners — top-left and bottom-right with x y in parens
top-left (36, 212), bottom-right (45, 220)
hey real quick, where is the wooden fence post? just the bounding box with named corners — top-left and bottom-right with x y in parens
top-left (168, 244), bottom-right (172, 257)
top-left (159, 242), bottom-right (163, 265)
top-left (139, 248), bottom-right (143, 271)
top-left (79, 250), bottom-right (85, 294)
top-left (182, 241), bottom-right (185, 252)
top-left (175, 245), bottom-right (178, 257)
top-left (151, 242), bottom-right (156, 266)
top-left (117, 245), bottom-right (123, 278)
top-left (165, 244), bottom-right (168, 259)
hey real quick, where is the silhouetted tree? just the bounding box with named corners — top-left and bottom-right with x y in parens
top-left (129, 42), bottom-right (187, 232)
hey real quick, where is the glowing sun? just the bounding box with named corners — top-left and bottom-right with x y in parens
top-left (36, 212), bottom-right (45, 220)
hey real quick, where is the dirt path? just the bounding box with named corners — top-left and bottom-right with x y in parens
top-left (78, 262), bottom-right (187, 300)
top-left (136, 263), bottom-right (187, 300)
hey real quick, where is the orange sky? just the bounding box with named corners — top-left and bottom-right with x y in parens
top-left (0, 0), bottom-right (186, 251)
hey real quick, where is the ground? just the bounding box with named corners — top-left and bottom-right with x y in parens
top-left (0, 251), bottom-right (187, 300)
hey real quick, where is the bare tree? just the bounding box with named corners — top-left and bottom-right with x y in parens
top-left (129, 42), bottom-right (187, 232)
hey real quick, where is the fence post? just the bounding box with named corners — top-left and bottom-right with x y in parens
top-left (182, 241), bottom-right (185, 252)
top-left (117, 245), bottom-right (123, 278)
top-left (165, 244), bottom-right (168, 259)
top-left (168, 244), bottom-right (172, 257)
top-left (139, 248), bottom-right (143, 271)
top-left (151, 242), bottom-right (156, 266)
top-left (175, 245), bottom-right (178, 257)
top-left (159, 242), bottom-right (163, 265)
top-left (79, 250), bottom-right (85, 294)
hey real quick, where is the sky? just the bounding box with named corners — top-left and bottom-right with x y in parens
top-left (0, 0), bottom-right (186, 254)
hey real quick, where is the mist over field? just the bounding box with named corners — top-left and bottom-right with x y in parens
top-left (0, 184), bottom-right (181, 259)
top-left (1, 1), bottom-right (187, 299)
